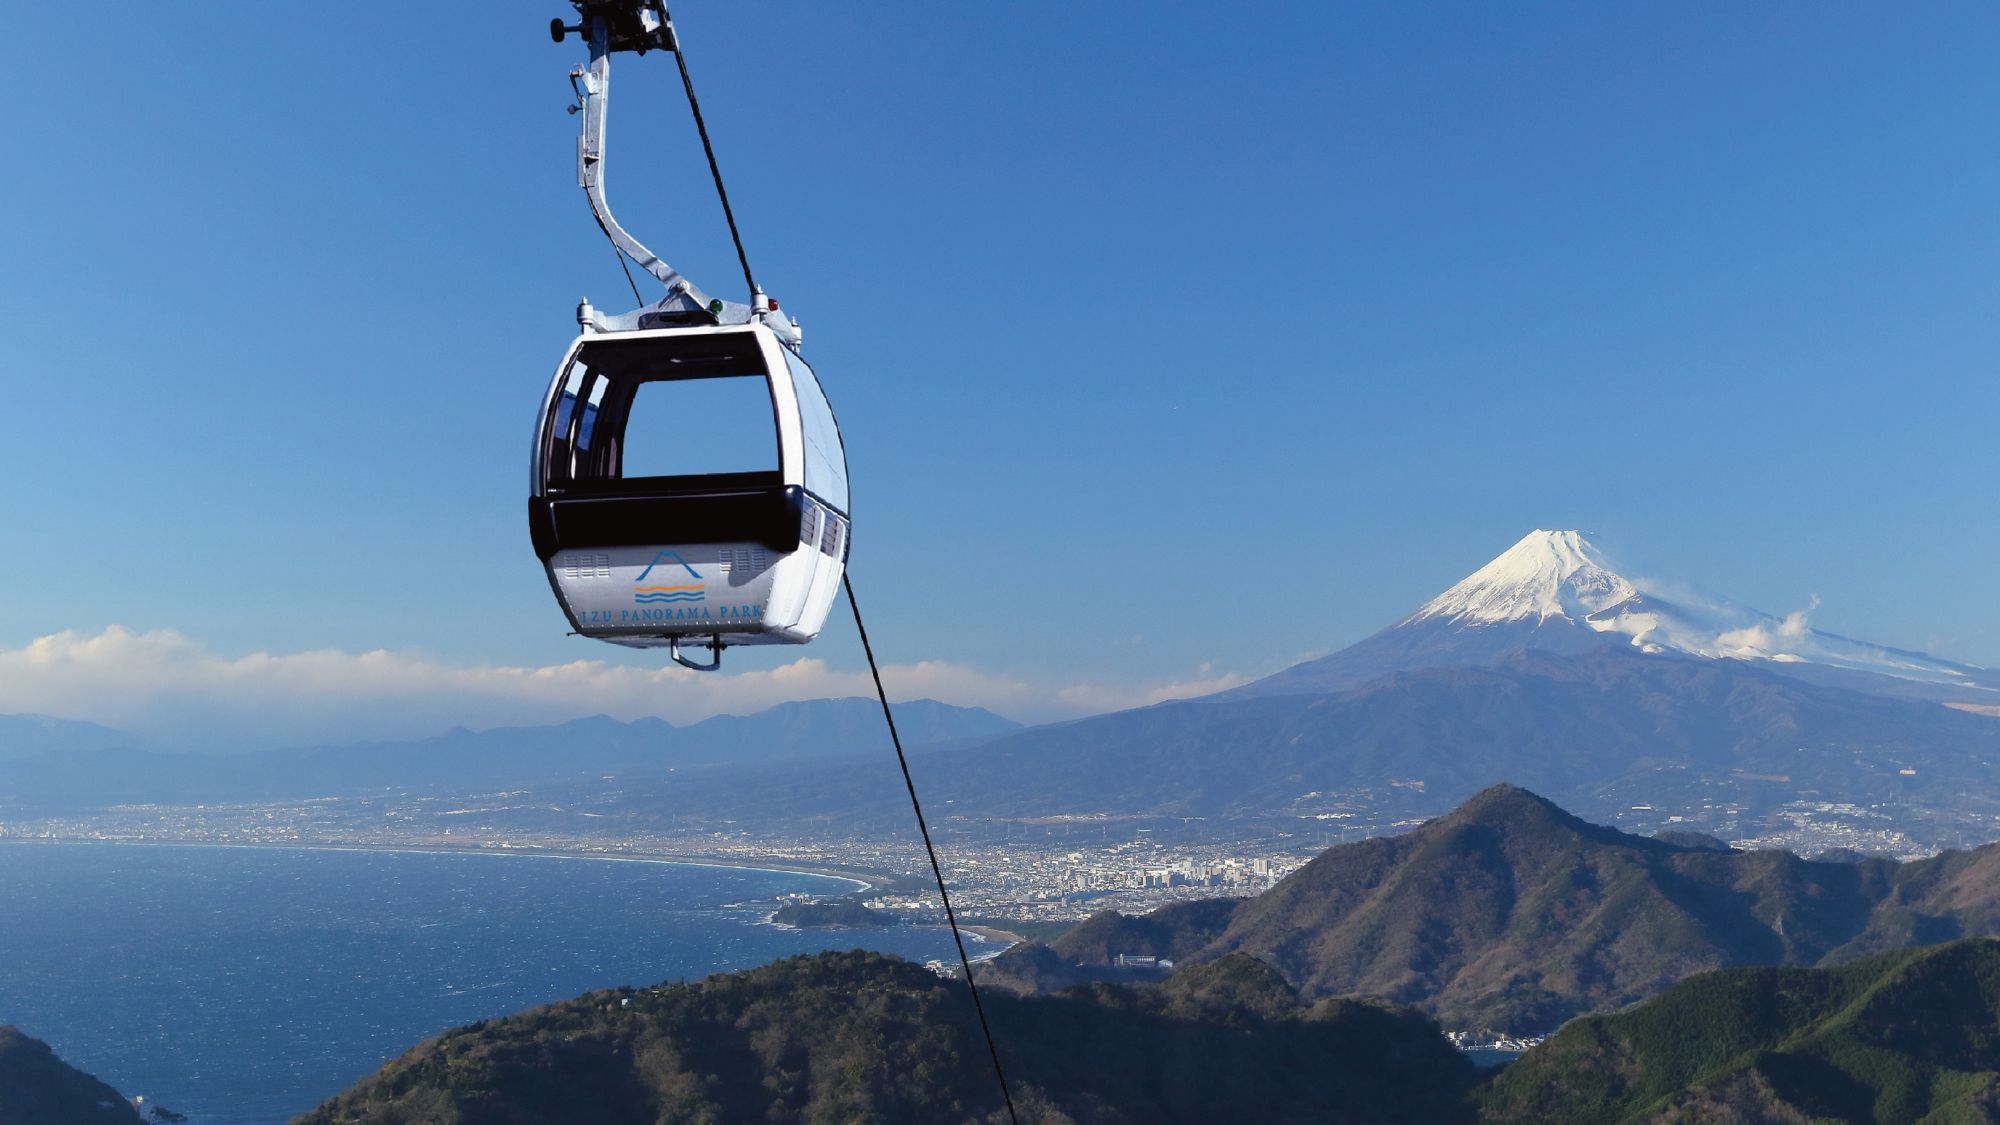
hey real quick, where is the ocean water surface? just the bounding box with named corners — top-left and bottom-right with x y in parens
top-left (0, 841), bottom-right (986, 1124)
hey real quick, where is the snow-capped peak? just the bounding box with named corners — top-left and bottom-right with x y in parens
top-left (1224, 528), bottom-right (1996, 701)
top-left (1408, 529), bottom-right (1638, 626)
top-left (1400, 529), bottom-right (1992, 690)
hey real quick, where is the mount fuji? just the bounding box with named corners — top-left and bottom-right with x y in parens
top-left (1230, 529), bottom-right (1997, 702)
top-left (783, 527), bottom-right (2000, 843)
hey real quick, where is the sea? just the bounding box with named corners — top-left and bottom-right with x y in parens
top-left (0, 840), bottom-right (992, 1124)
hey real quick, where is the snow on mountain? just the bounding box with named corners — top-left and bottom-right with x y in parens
top-left (1229, 529), bottom-right (1996, 700)
top-left (1435, 530), bottom-right (1989, 687)
top-left (1406, 529), bottom-right (1636, 626)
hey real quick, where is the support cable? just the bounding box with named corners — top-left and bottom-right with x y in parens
top-left (611, 242), bottom-right (645, 305)
top-left (635, 30), bottom-right (1001, 1104)
top-left (844, 574), bottom-right (1021, 1125)
top-left (672, 41), bottom-right (758, 298)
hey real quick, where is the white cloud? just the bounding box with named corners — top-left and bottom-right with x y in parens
top-left (1715, 595), bottom-right (1820, 658)
top-left (1053, 662), bottom-right (1252, 713)
top-left (0, 626), bottom-right (1243, 752)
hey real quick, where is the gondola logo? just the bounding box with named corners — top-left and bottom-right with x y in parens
top-left (633, 551), bottom-right (705, 604)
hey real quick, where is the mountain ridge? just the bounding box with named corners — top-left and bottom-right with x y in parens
top-left (0, 698), bottom-right (1017, 812)
top-left (984, 784), bottom-right (2000, 1035)
top-left (298, 950), bottom-right (1476, 1124)
top-left (0, 714), bottom-right (139, 763)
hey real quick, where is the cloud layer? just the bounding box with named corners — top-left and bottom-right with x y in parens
top-left (0, 627), bottom-right (1247, 752)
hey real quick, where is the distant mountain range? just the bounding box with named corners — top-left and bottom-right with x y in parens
top-left (983, 784), bottom-right (2000, 1036)
top-left (0, 699), bottom-right (1016, 812)
top-left (9, 529), bottom-right (1998, 851)
top-left (574, 642), bottom-right (2000, 847)
top-left (929, 645), bottom-right (2000, 815)
top-left (0, 715), bottom-right (137, 763)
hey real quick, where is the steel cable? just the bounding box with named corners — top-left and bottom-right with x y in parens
top-left (655, 24), bottom-right (1013, 1115)
top-left (844, 574), bottom-right (1022, 1125)
top-left (672, 35), bottom-right (758, 299)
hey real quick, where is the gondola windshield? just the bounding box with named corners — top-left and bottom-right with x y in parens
top-left (541, 333), bottom-right (781, 493)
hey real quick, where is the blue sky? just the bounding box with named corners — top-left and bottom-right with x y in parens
top-left (1, 3), bottom-right (1995, 747)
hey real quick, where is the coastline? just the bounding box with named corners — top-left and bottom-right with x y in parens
top-left (0, 834), bottom-right (999, 1124)
top-left (759, 915), bottom-right (1024, 956)
top-left (0, 835), bottom-right (881, 895)
top-left (959, 924), bottom-right (1025, 946)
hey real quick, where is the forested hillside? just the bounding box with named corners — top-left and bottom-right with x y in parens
top-left (0, 1027), bottom-right (142, 1125)
top-left (300, 950), bottom-right (1474, 1124)
top-left (1479, 939), bottom-right (2000, 1123)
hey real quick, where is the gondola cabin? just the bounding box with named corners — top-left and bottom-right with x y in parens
top-left (528, 323), bottom-right (848, 667)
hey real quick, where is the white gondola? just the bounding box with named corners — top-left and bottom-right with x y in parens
top-left (533, 1), bottom-right (848, 670)
top-left (528, 322), bottom-right (848, 668)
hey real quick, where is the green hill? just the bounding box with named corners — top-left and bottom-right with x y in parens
top-left (1478, 938), bottom-right (2000, 1124)
top-left (1048, 898), bottom-right (1241, 965)
top-left (0, 1027), bottom-right (142, 1125)
top-left (977, 899), bottom-right (1239, 997)
top-left (299, 949), bottom-right (1475, 1124)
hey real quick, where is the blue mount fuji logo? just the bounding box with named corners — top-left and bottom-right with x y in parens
top-left (633, 551), bottom-right (704, 604)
